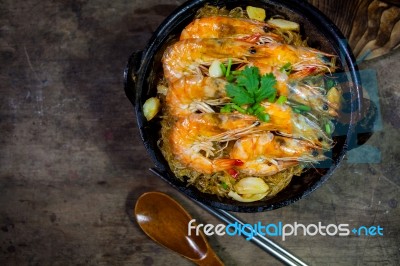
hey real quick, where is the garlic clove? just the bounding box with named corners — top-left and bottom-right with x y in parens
top-left (143, 97), bottom-right (161, 121)
top-left (228, 190), bottom-right (269, 202)
top-left (209, 60), bottom-right (224, 77)
top-left (268, 19), bottom-right (300, 31)
top-left (234, 177), bottom-right (269, 195)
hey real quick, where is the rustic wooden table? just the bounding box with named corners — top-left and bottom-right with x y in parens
top-left (0, 0), bottom-right (399, 265)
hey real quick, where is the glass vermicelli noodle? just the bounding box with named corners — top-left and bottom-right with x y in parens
top-left (146, 5), bottom-right (342, 202)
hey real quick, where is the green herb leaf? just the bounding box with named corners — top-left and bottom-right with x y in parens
top-left (267, 90), bottom-right (277, 103)
top-left (236, 67), bottom-right (260, 96)
top-left (224, 66), bottom-right (278, 121)
top-left (226, 66), bottom-right (277, 105)
top-left (257, 73), bottom-right (277, 103)
top-left (226, 83), bottom-right (254, 106)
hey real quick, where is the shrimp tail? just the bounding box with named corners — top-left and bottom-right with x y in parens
top-left (214, 158), bottom-right (244, 169)
top-left (214, 158), bottom-right (244, 178)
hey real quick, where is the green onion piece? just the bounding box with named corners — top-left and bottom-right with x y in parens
top-left (254, 104), bottom-right (264, 115)
top-left (325, 123), bottom-right (331, 134)
top-left (220, 182), bottom-right (228, 190)
top-left (220, 63), bottom-right (227, 75)
top-left (231, 104), bottom-right (247, 114)
top-left (231, 70), bottom-right (242, 75)
top-left (226, 74), bottom-right (234, 82)
top-left (276, 95), bottom-right (287, 104)
top-left (267, 91), bottom-right (277, 102)
top-left (280, 62), bottom-right (292, 73)
top-left (257, 112), bottom-right (270, 122)
top-left (293, 108), bottom-right (301, 113)
top-left (225, 58), bottom-right (233, 77)
top-left (220, 105), bottom-right (232, 113)
top-left (295, 105), bottom-right (311, 112)
top-left (247, 105), bottom-right (255, 115)
top-left (326, 79), bottom-right (335, 90)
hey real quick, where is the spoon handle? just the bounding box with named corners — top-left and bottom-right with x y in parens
top-left (196, 248), bottom-right (224, 266)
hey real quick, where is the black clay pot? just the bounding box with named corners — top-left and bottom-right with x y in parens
top-left (124, 0), bottom-right (366, 212)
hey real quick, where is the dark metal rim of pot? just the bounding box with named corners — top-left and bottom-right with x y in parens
top-left (123, 0), bottom-right (374, 212)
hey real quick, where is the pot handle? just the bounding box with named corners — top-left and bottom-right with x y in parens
top-left (124, 50), bottom-right (143, 106)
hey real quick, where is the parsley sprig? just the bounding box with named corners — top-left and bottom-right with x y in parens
top-left (221, 66), bottom-right (277, 122)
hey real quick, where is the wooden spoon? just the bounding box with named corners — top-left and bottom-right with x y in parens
top-left (134, 192), bottom-right (224, 265)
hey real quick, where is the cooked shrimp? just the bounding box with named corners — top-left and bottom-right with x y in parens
top-left (167, 113), bottom-right (261, 174)
top-left (287, 79), bottom-right (339, 117)
top-left (230, 132), bottom-right (325, 163)
top-left (249, 44), bottom-right (336, 78)
top-left (180, 16), bottom-right (282, 43)
top-left (162, 39), bottom-right (334, 84)
top-left (232, 102), bottom-right (333, 148)
top-left (264, 102), bottom-right (333, 149)
top-left (202, 108), bottom-right (332, 149)
top-left (165, 76), bottom-right (228, 116)
top-left (162, 38), bottom-right (252, 83)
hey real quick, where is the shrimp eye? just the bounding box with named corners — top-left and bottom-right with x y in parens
top-left (322, 103), bottom-right (329, 111)
top-left (318, 137), bottom-right (323, 142)
top-left (249, 47), bottom-right (257, 54)
top-left (276, 138), bottom-right (285, 146)
top-left (263, 26), bottom-right (270, 33)
top-left (312, 150), bottom-right (319, 157)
